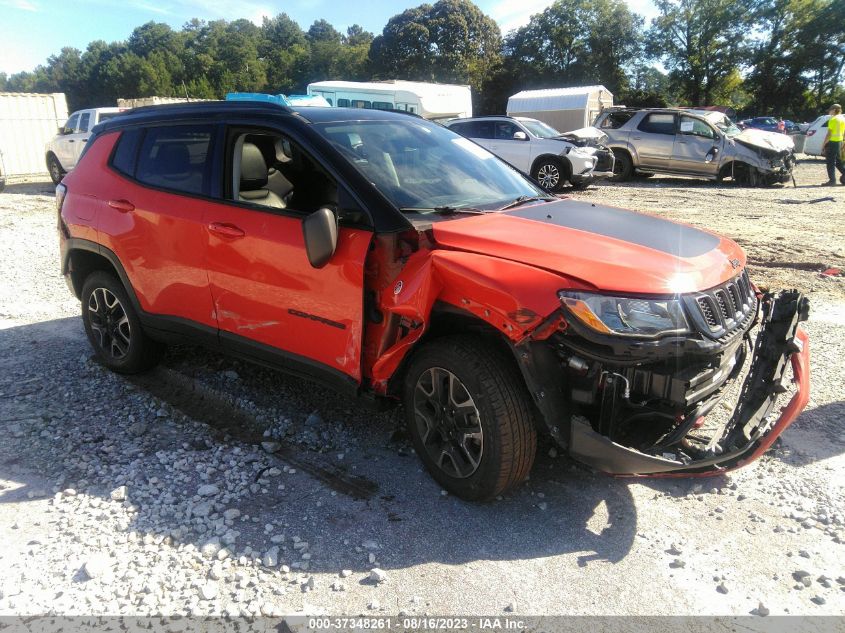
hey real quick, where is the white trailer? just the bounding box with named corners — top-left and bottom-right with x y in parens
top-left (507, 86), bottom-right (613, 133)
top-left (0, 92), bottom-right (68, 178)
top-left (306, 80), bottom-right (472, 120)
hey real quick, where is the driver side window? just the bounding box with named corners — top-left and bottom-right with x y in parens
top-left (228, 129), bottom-right (365, 223)
top-left (680, 116), bottom-right (715, 139)
top-left (64, 113), bottom-right (80, 134)
top-left (494, 121), bottom-right (519, 140)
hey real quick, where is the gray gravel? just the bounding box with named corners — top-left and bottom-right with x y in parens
top-left (0, 167), bottom-right (843, 616)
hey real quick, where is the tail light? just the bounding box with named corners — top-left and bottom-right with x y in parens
top-left (55, 183), bottom-right (67, 214)
top-left (56, 183), bottom-right (69, 236)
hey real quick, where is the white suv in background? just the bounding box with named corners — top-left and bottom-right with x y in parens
top-left (45, 107), bottom-right (124, 184)
top-left (802, 114), bottom-right (831, 157)
top-left (446, 116), bottom-right (614, 191)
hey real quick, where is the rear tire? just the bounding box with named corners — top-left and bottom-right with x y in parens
top-left (47, 155), bottom-right (64, 186)
top-left (81, 271), bottom-right (164, 374)
top-left (611, 150), bottom-right (633, 181)
top-left (402, 336), bottom-right (537, 501)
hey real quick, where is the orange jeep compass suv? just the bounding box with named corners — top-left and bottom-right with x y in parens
top-left (58, 101), bottom-right (810, 500)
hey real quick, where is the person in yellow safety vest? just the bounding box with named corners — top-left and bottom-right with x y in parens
top-left (821, 103), bottom-right (845, 186)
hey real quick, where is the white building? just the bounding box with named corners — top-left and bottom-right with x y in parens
top-left (0, 92), bottom-right (68, 177)
top-left (507, 86), bottom-right (613, 133)
top-left (306, 80), bottom-right (472, 121)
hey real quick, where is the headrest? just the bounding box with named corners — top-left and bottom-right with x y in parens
top-left (240, 142), bottom-right (268, 189)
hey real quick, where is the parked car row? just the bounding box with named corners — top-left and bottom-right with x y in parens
top-left (738, 116), bottom-right (801, 134)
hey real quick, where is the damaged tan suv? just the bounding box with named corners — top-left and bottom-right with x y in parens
top-left (596, 108), bottom-right (795, 186)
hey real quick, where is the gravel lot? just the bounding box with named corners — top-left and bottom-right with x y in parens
top-left (0, 158), bottom-right (843, 619)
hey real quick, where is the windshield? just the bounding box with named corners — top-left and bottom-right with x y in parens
top-left (519, 119), bottom-right (562, 139)
top-left (314, 119), bottom-right (543, 212)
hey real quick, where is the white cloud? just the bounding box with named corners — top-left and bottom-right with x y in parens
top-left (0, 0), bottom-right (39, 11)
top-left (488, 0), bottom-right (555, 34)
top-left (488, 0), bottom-right (659, 33)
top-left (248, 5), bottom-right (274, 26)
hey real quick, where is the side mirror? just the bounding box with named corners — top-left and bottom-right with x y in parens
top-left (302, 207), bottom-right (338, 269)
top-left (513, 131), bottom-right (528, 141)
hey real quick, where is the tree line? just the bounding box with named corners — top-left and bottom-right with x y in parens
top-left (1, 0), bottom-right (842, 120)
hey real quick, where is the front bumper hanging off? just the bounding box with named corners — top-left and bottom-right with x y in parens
top-left (568, 290), bottom-right (810, 476)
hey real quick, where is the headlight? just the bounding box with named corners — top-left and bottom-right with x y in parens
top-left (559, 291), bottom-right (690, 337)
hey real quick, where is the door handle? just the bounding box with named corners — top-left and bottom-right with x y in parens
top-left (108, 199), bottom-right (135, 213)
top-left (82, 138), bottom-right (89, 142)
top-left (208, 222), bottom-right (245, 239)
top-left (68, 139), bottom-right (75, 143)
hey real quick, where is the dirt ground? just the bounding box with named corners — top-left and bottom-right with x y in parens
top-left (0, 158), bottom-right (842, 622)
top-left (569, 157), bottom-right (845, 301)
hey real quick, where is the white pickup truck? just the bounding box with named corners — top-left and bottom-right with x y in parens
top-left (46, 107), bottom-right (124, 184)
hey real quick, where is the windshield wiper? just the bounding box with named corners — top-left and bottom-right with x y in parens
top-left (498, 195), bottom-right (555, 211)
top-left (399, 206), bottom-right (488, 215)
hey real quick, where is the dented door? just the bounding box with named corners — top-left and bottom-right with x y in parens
top-left (203, 205), bottom-right (371, 382)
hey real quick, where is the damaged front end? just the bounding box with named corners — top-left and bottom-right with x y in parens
top-left (730, 130), bottom-right (796, 185)
top-left (559, 126), bottom-right (615, 178)
top-left (514, 275), bottom-right (810, 476)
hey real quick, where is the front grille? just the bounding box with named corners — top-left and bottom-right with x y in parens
top-left (684, 270), bottom-right (757, 340)
top-left (595, 147), bottom-right (614, 171)
top-left (698, 297), bottom-right (719, 328)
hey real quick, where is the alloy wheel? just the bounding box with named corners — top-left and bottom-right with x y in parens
top-left (413, 367), bottom-right (484, 479)
top-left (537, 163), bottom-right (560, 189)
top-left (88, 287), bottom-right (131, 360)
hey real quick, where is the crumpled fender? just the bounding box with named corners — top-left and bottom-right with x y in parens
top-left (368, 249), bottom-right (583, 392)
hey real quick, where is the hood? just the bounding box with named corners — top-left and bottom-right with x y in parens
top-left (735, 128), bottom-right (794, 153)
top-left (431, 199), bottom-right (746, 295)
top-left (559, 126), bottom-right (609, 147)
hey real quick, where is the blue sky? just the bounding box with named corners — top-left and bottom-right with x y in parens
top-left (0, 0), bottom-right (659, 75)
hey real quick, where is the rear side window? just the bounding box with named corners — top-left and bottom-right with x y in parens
top-left (452, 121), bottom-right (493, 139)
top-left (78, 112), bottom-right (91, 133)
top-left (638, 113), bottom-right (676, 135)
top-left (110, 129), bottom-right (143, 177)
top-left (135, 126), bottom-right (214, 195)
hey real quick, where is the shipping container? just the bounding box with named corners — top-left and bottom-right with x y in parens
top-left (0, 92), bottom-right (69, 178)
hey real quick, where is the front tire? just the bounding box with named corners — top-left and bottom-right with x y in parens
top-left (81, 271), bottom-right (163, 374)
top-left (531, 158), bottom-right (568, 193)
top-left (611, 150), bottom-right (633, 181)
top-left (403, 336), bottom-right (537, 501)
top-left (47, 154), bottom-right (64, 185)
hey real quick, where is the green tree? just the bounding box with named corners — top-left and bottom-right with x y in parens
top-left (259, 14), bottom-right (311, 93)
top-left (340, 25), bottom-right (374, 80)
top-left (307, 19), bottom-right (344, 82)
top-left (370, 0), bottom-right (502, 99)
top-left (646, 0), bottom-right (756, 106)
